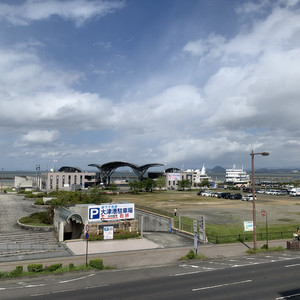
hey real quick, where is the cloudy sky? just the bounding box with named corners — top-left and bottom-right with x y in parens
top-left (0, 0), bottom-right (300, 171)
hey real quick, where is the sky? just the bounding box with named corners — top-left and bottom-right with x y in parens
top-left (0, 0), bottom-right (300, 171)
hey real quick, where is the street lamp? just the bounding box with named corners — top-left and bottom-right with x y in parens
top-left (250, 150), bottom-right (269, 250)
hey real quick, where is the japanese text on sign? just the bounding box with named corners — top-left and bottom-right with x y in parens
top-left (89, 203), bottom-right (135, 222)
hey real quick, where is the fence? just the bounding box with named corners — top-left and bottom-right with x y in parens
top-left (208, 231), bottom-right (294, 244)
top-left (173, 218), bottom-right (294, 244)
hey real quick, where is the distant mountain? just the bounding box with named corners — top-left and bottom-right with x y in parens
top-left (208, 166), bottom-right (226, 173)
top-left (255, 168), bottom-right (300, 173)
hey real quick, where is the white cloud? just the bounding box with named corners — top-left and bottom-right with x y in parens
top-left (0, 0), bottom-right (125, 27)
top-left (1, 0), bottom-right (300, 170)
top-left (20, 129), bottom-right (60, 144)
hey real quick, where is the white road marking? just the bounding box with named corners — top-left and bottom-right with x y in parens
top-left (276, 292), bottom-right (300, 299)
top-left (192, 279), bottom-right (252, 292)
top-left (84, 284), bottom-right (109, 289)
top-left (59, 273), bottom-right (95, 284)
top-left (285, 263), bottom-right (300, 268)
top-left (25, 284), bottom-right (46, 288)
top-left (172, 269), bottom-right (215, 277)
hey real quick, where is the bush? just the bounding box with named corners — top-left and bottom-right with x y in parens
top-left (69, 263), bottom-right (75, 270)
top-left (114, 230), bottom-right (140, 240)
top-left (179, 250), bottom-right (206, 261)
top-left (89, 259), bottom-right (104, 270)
top-left (19, 211), bottom-right (53, 225)
top-left (89, 235), bottom-right (104, 241)
top-left (27, 264), bottom-right (43, 273)
top-left (187, 250), bottom-right (196, 259)
top-left (10, 266), bottom-right (23, 277)
top-left (0, 271), bottom-right (9, 278)
top-left (45, 263), bottom-right (62, 272)
top-left (34, 199), bottom-right (44, 205)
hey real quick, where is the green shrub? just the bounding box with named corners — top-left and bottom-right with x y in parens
top-left (45, 263), bottom-right (62, 272)
top-left (187, 250), bottom-right (196, 259)
top-left (179, 250), bottom-right (206, 261)
top-left (10, 266), bottom-right (23, 277)
top-left (0, 270), bottom-right (10, 278)
top-left (69, 263), bottom-right (75, 270)
top-left (34, 199), bottom-right (44, 205)
top-left (27, 264), bottom-right (43, 273)
top-left (114, 230), bottom-right (140, 240)
top-left (89, 234), bottom-right (104, 241)
top-left (89, 259), bottom-right (104, 270)
top-left (19, 211), bottom-right (52, 225)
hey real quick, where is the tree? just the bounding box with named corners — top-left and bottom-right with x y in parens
top-left (85, 187), bottom-right (110, 204)
top-left (129, 180), bottom-right (141, 193)
top-left (155, 176), bottom-right (166, 191)
top-left (177, 179), bottom-right (192, 191)
top-left (199, 179), bottom-right (211, 188)
top-left (141, 178), bottom-right (156, 192)
top-left (108, 183), bottom-right (119, 192)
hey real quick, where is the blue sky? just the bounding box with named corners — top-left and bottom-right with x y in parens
top-left (0, 0), bottom-right (300, 171)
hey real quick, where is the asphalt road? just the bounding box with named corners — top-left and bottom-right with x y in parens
top-left (1, 251), bottom-right (300, 299)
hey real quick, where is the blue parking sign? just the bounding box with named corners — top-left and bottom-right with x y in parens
top-left (89, 207), bottom-right (100, 221)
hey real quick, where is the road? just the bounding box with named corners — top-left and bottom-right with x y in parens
top-left (1, 251), bottom-right (300, 299)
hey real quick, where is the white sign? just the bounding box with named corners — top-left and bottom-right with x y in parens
top-left (104, 226), bottom-right (114, 240)
top-left (193, 220), bottom-right (197, 233)
top-left (244, 221), bottom-right (253, 232)
top-left (88, 203), bottom-right (135, 222)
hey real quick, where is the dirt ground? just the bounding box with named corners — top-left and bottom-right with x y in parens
top-left (111, 190), bottom-right (300, 226)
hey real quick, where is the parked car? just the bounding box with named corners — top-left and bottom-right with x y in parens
top-left (242, 194), bottom-right (256, 201)
top-left (214, 192), bottom-right (223, 198)
top-left (220, 192), bottom-right (231, 199)
top-left (230, 193), bottom-right (242, 200)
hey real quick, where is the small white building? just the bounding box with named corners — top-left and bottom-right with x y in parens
top-left (165, 165), bottom-right (213, 189)
top-left (14, 176), bottom-right (36, 191)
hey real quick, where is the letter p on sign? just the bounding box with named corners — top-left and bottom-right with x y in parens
top-left (89, 207), bottom-right (100, 221)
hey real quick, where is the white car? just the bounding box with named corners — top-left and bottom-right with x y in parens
top-left (242, 194), bottom-right (256, 201)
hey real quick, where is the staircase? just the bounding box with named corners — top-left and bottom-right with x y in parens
top-left (0, 231), bottom-right (62, 257)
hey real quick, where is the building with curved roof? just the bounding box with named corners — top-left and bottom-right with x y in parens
top-left (88, 161), bottom-right (164, 185)
top-left (43, 161), bottom-right (164, 190)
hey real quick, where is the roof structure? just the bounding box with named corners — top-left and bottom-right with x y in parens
top-left (165, 167), bottom-right (181, 173)
top-left (58, 166), bottom-right (82, 173)
top-left (57, 207), bottom-right (83, 224)
top-left (88, 161), bottom-right (164, 185)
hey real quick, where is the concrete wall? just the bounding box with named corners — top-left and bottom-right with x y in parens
top-left (135, 209), bottom-right (173, 232)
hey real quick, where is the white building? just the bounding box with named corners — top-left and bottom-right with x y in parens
top-left (165, 165), bottom-right (213, 189)
top-left (187, 165), bottom-right (212, 185)
top-left (44, 167), bottom-right (98, 191)
top-left (225, 165), bottom-right (250, 185)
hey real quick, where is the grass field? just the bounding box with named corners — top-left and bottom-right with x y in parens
top-left (108, 189), bottom-right (300, 243)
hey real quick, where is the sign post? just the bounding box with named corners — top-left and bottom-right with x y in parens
top-left (261, 209), bottom-right (268, 249)
top-left (85, 224), bottom-right (89, 266)
top-left (199, 215), bottom-right (206, 243)
top-left (193, 220), bottom-right (198, 254)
